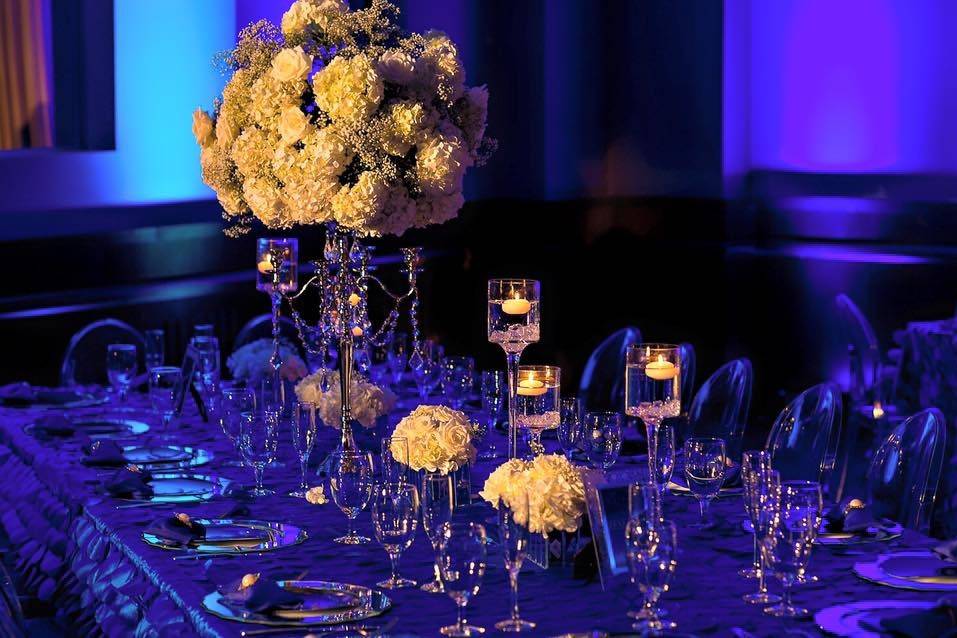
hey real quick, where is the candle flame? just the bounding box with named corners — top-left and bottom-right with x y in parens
top-left (872, 402), bottom-right (885, 419)
top-left (657, 354), bottom-right (664, 364)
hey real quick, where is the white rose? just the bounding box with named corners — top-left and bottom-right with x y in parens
top-left (378, 50), bottom-right (415, 85)
top-left (279, 106), bottom-right (310, 145)
top-left (192, 108), bottom-right (215, 148)
top-left (271, 46), bottom-right (312, 83)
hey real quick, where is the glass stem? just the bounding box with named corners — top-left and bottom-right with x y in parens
top-left (751, 533), bottom-right (759, 571)
top-left (254, 465), bottom-right (264, 491)
top-left (347, 516), bottom-right (354, 539)
top-left (457, 601), bottom-right (465, 629)
top-left (509, 570), bottom-right (521, 621)
top-left (389, 553), bottom-right (400, 582)
top-left (300, 459), bottom-right (309, 491)
top-left (646, 419), bottom-right (659, 484)
top-left (699, 497), bottom-right (710, 521)
top-left (505, 351), bottom-right (521, 459)
top-left (756, 554), bottom-right (767, 594)
top-left (783, 579), bottom-right (793, 609)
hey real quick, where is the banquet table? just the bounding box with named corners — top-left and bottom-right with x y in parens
top-left (0, 387), bottom-right (948, 638)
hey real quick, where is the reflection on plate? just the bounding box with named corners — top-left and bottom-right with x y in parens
top-left (740, 518), bottom-right (903, 545)
top-left (122, 445), bottom-right (212, 469)
top-left (202, 580), bottom-right (391, 626)
top-left (25, 417), bottom-right (150, 440)
top-left (854, 551), bottom-right (957, 592)
top-left (119, 473), bottom-right (231, 504)
top-left (143, 518), bottom-right (307, 554)
top-left (2, 389), bottom-right (107, 410)
top-left (815, 600), bottom-right (933, 637)
top-left (668, 475), bottom-right (742, 497)
top-left (881, 555), bottom-right (957, 584)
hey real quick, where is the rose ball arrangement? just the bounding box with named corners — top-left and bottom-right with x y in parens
top-left (390, 404), bottom-right (476, 475)
top-left (295, 370), bottom-right (396, 428)
top-left (227, 338), bottom-right (308, 385)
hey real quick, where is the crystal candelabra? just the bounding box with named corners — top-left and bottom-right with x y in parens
top-left (268, 224), bottom-right (423, 453)
top-left (256, 238), bottom-right (299, 406)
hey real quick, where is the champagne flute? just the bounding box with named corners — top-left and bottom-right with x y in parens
top-left (329, 450), bottom-right (374, 544)
top-left (421, 473), bottom-right (455, 593)
top-left (107, 343), bottom-right (137, 402)
top-left (437, 522), bottom-right (487, 637)
top-left (149, 366), bottom-right (181, 437)
top-left (626, 518), bottom-right (678, 633)
top-left (626, 482), bottom-right (663, 621)
top-left (558, 396), bottom-right (583, 460)
top-left (191, 336), bottom-right (221, 395)
top-left (479, 370), bottom-right (506, 459)
top-left (144, 329), bottom-right (165, 371)
top-left (289, 401), bottom-right (318, 497)
top-left (683, 437), bottom-right (726, 527)
top-left (763, 481), bottom-right (821, 618)
top-left (743, 467), bottom-right (782, 604)
top-left (625, 344), bottom-right (681, 489)
top-left (488, 279), bottom-right (541, 459)
top-left (584, 411), bottom-right (623, 470)
top-left (387, 332), bottom-right (409, 386)
top-left (652, 422), bottom-right (676, 494)
top-left (495, 491), bottom-right (535, 632)
top-left (219, 385), bottom-right (255, 466)
top-left (239, 411), bottom-right (280, 496)
top-left (372, 482), bottom-right (419, 589)
top-left (785, 480), bottom-right (824, 585)
top-left (739, 450), bottom-right (772, 579)
top-left (382, 436), bottom-right (410, 485)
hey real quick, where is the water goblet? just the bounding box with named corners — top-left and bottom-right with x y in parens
top-left (584, 411), bottom-right (623, 470)
top-left (762, 481), bottom-right (821, 618)
top-left (372, 482), bottom-right (419, 589)
top-left (516, 365), bottom-right (560, 456)
top-left (149, 366), bottom-right (181, 436)
top-left (219, 385), bottom-right (255, 467)
top-left (743, 467), bottom-right (783, 604)
top-left (558, 396), bottom-right (583, 460)
top-left (329, 450), bottom-right (374, 544)
top-left (387, 332), bottom-right (409, 386)
top-left (437, 522), bottom-right (487, 637)
top-left (479, 370), bottom-right (507, 459)
top-left (107, 343), bottom-right (137, 402)
top-left (441, 356), bottom-right (475, 409)
top-left (239, 411), bottom-right (280, 496)
top-left (421, 473), bottom-right (455, 593)
top-left (739, 450), bottom-right (772, 579)
top-left (289, 401), bottom-right (318, 497)
top-left (488, 279), bottom-right (541, 459)
top-left (683, 436), bottom-right (726, 527)
top-left (144, 329), bottom-right (165, 370)
top-left (652, 422), bottom-right (676, 494)
top-left (626, 518), bottom-right (678, 633)
top-left (494, 490), bottom-right (535, 632)
top-left (626, 344), bottom-right (681, 490)
top-left (382, 436), bottom-right (410, 485)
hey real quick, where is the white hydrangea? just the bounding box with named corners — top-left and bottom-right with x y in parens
top-left (391, 405), bottom-right (477, 475)
top-left (332, 171), bottom-right (389, 231)
top-left (313, 53), bottom-right (384, 126)
top-left (192, 108), bottom-right (215, 148)
top-left (281, 0), bottom-right (347, 36)
top-left (378, 49), bottom-right (415, 85)
top-left (416, 127), bottom-right (472, 196)
top-left (226, 338), bottom-right (306, 385)
top-left (295, 370), bottom-right (396, 429)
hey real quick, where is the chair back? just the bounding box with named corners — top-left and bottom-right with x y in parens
top-left (678, 342), bottom-right (696, 408)
top-left (687, 358), bottom-right (753, 460)
top-left (578, 326), bottom-right (641, 412)
top-left (60, 319), bottom-right (145, 386)
top-left (766, 383), bottom-right (843, 484)
top-left (835, 294), bottom-right (882, 402)
top-left (867, 408), bottom-right (946, 533)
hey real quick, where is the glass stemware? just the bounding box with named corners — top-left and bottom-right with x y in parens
top-left (743, 467), bottom-right (782, 605)
top-left (762, 481), bottom-right (821, 618)
top-left (626, 518), bottom-right (678, 633)
top-left (652, 422), bottom-right (676, 494)
top-left (382, 436), bottom-right (410, 485)
top-left (289, 401), bottom-right (318, 498)
top-left (683, 437), bottom-right (727, 527)
top-left (329, 450), bottom-right (374, 544)
top-left (784, 480), bottom-right (824, 586)
top-left (149, 366), bottom-right (181, 436)
top-left (239, 411), bottom-right (280, 496)
top-left (144, 329), bottom-right (165, 371)
top-left (387, 332), bottom-right (409, 386)
top-left (558, 396), bottom-right (584, 460)
top-left (437, 522), bottom-right (487, 637)
top-left (479, 370), bottom-right (506, 459)
top-left (441, 356), bottom-right (475, 409)
top-left (495, 491), bottom-right (535, 632)
top-left (219, 385), bottom-right (255, 467)
top-left (411, 340), bottom-right (443, 400)
top-left (625, 344), bottom-right (681, 491)
top-left (421, 473), bottom-right (455, 593)
top-left (626, 482), bottom-right (664, 621)
top-left (584, 411), bottom-right (623, 470)
top-left (516, 365), bottom-right (560, 456)
top-left (488, 279), bottom-right (541, 459)
top-left (739, 450), bottom-right (772, 579)
top-left (191, 336), bottom-right (221, 395)
top-left (371, 482), bottom-right (419, 589)
top-left (107, 343), bottom-right (137, 402)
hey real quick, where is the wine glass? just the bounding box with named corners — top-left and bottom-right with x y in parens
top-left (442, 356), bottom-right (475, 409)
top-left (652, 422), bottom-right (676, 494)
top-left (149, 366), bottom-right (181, 436)
top-left (762, 481), bottom-right (821, 618)
top-left (739, 450), bottom-right (772, 579)
top-left (107, 343), bottom-right (137, 402)
top-left (479, 370), bottom-right (506, 459)
top-left (411, 340), bottom-right (443, 400)
top-left (783, 480), bottom-right (824, 585)
top-left (683, 437), bottom-right (726, 527)
top-left (488, 279), bottom-right (541, 459)
top-left (625, 344), bottom-right (681, 489)
top-left (289, 401), bottom-right (318, 498)
top-left (516, 365), bottom-right (560, 456)
top-left (239, 411), bottom-right (280, 496)
top-left (626, 518), bottom-right (678, 633)
top-left (495, 490), bottom-right (535, 632)
top-left (329, 450), bottom-right (374, 544)
top-left (743, 467), bottom-right (782, 605)
top-left (371, 482), bottom-right (419, 589)
top-left (437, 522), bottom-right (488, 637)
top-left (191, 336), bottom-right (220, 395)
top-left (421, 473), bottom-right (455, 593)
top-left (144, 329), bottom-right (165, 370)
top-left (387, 332), bottom-right (409, 386)
top-left (219, 385), bottom-right (255, 466)
top-left (382, 436), bottom-right (410, 485)
top-left (626, 482), bottom-right (663, 621)
top-left (558, 396), bottom-right (583, 460)
top-left (584, 411), bottom-right (623, 470)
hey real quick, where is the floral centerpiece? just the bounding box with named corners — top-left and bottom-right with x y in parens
top-left (480, 454), bottom-right (586, 536)
top-left (193, 0), bottom-right (494, 237)
top-left (226, 338), bottom-right (308, 384)
top-left (390, 404), bottom-right (476, 475)
top-left (295, 370), bottom-right (396, 428)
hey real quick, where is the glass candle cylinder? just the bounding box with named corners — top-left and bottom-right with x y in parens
top-left (256, 238), bottom-right (299, 293)
top-left (516, 365), bottom-right (560, 456)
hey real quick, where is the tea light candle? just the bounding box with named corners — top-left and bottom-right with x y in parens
top-left (502, 296), bottom-right (531, 315)
top-left (517, 375), bottom-right (547, 396)
top-left (872, 402), bottom-right (885, 419)
top-left (348, 293), bottom-right (361, 307)
top-left (351, 326), bottom-right (364, 337)
top-left (645, 356), bottom-right (677, 381)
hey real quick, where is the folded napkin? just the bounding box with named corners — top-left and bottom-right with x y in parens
top-left (82, 440), bottom-right (127, 466)
top-left (881, 596), bottom-right (957, 637)
top-left (105, 465), bottom-right (154, 499)
top-left (222, 574), bottom-right (303, 613)
top-left (824, 498), bottom-right (882, 533)
top-left (0, 382), bottom-right (35, 406)
top-left (31, 415), bottom-right (75, 437)
top-left (145, 513), bottom-right (206, 545)
top-left (935, 539), bottom-right (957, 562)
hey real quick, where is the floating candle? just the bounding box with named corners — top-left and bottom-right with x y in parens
top-left (348, 293), bottom-right (361, 307)
top-left (517, 376), bottom-right (547, 396)
top-left (351, 326), bottom-right (364, 337)
top-left (502, 296), bottom-right (531, 315)
top-left (257, 258), bottom-right (274, 274)
top-left (872, 402), bottom-right (885, 419)
top-left (645, 356), bottom-right (677, 381)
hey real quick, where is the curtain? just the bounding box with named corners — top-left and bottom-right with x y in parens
top-left (0, 0), bottom-right (53, 149)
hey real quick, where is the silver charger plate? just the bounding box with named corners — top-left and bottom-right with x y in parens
top-left (854, 550), bottom-right (957, 592)
top-left (119, 472), bottom-right (231, 504)
top-left (740, 518), bottom-right (903, 545)
top-left (143, 518), bottom-right (307, 554)
top-left (815, 600), bottom-right (934, 637)
top-left (25, 417), bottom-right (150, 439)
top-left (668, 475), bottom-right (743, 497)
top-left (4, 389), bottom-right (107, 410)
top-left (202, 580), bottom-right (391, 626)
top-left (122, 445), bottom-right (212, 469)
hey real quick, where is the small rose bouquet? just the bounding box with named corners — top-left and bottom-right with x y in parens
top-left (226, 338), bottom-right (308, 384)
top-left (480, 454), bottom-right (586, 536)
top-left (390, 404), bottom-right (476, 474)
top-left (295, 370), bottom-right (396, 428)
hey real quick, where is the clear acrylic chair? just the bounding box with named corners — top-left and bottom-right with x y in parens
top-left (685, 358), bottom-right (753, 461)
top-left (577, 326), bottom-right (641, 412)
top-left (678, 342), bottom-right (696, 409)
top-left (867, 408), bottom-right (946, 533)
top-left (60, 319), bottom-right (146, 386)
top-left (765, 383), bottom-right (843, 485)
top-left (835, 294), bottom-right (882, 404)
top-left (233, 314), bottom-right (304, 353)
